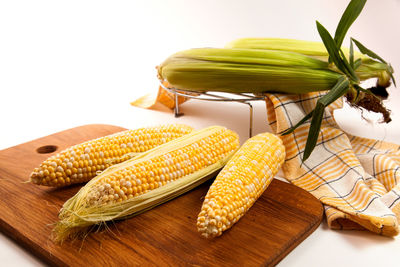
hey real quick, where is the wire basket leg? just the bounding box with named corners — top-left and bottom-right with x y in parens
top-left (174, 91), bottom-right (184, 117)
top-left (245, 102), bottom-right (254, 138)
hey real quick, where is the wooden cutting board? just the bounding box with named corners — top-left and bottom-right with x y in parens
top-left (0, 124), bottom-right (323, 266)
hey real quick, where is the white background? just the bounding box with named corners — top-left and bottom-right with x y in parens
top-left (1, 0), bottom-right (399, 266)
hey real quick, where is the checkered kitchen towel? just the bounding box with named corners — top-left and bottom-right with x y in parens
top-left (265, 92), bottom-right (400, 236)
top-left (133, 87), bottom-right (400, 236)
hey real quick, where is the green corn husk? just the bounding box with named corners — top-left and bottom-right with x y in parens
top-left (158, 0), bottom-right (395, 161)
top-left (226, 37), bottom-right (392, 86)
top-left (53, 126), bottom-right (239, 242)
top-left (158, 48), bottom-right (344, 94)
top-left (158, 45), bottom-right (392, 94)
top-left (225, 37), bottom-right (361, 59)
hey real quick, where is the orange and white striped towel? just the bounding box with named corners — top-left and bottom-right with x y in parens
top-left (133, 87), bottom-right (400, 236)
top-left (265, 92), bottom-right (400, 236)
top-left (131, 82), bottom-right (193, 110)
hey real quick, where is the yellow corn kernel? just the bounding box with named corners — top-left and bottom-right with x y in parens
top-left (197, 132), bottom-right (285, 238)
top-left (54, 126), bottom-right (240, 242)
top-left (30, 124), bottom-right (193, 187)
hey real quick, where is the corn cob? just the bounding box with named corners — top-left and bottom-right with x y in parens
top-left (158, 44), bottom-right (393, 160)
top-left (157, 0), bottom-right (394, 161)
top-left (158, 48), bottom-right (343, 94)
top-left (54, 126), bottom-right (239, 242)
top-left (225, 37), bottom-right (392, 85)
top-left (197, 132), bottom-right (285, 238)
top-left (30, 124), bottom-right (193, 187)
top-left (225, 37), bottom-right (358, 59)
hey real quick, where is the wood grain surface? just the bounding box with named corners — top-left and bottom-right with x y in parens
top-left (0, 124), bottom-right (323, 266)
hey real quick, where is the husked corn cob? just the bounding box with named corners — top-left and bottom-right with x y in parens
top-left (197, 132), bottom-right (285, 238)
top-left (30, 124), bottom-right (193, 187)
top-left (158, 48), bottom-right (343, 94)
top-left (54, 126), bottom-right (239, 242)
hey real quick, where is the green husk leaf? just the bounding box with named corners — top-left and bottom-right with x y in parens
top-left (316, 21), bottom-right (349, 75)
top-left (303, 77), bottom-right (350, 161)
top-left (334, 0), bottom-right (367, 48)
top-left (354, 58), bottom-right (362, 69)
top-left (352, 38), bottom-right (386, 63)
top-left (281, 111), bottom-right (313, 135)
top-left (388, 68), bottom-right (396, 87)
top-left (303, 102), bottom-right (324, 162)
top-left (338, 48), bottom-right (359, 82)
top-left (354, 85), bottom-right (361, 102)
top-left (317, 21), bottom-right (358, 82)
top-left (350, 39), bottom-right (354, 68)
top-left (282, 76), bottom-right (350, 137)
top-left (319, 77), bottom-right (350, 106)
top-left (352, 37), bottom-right (396, 86)
top-left (353, 84), bottom-right (370, 94)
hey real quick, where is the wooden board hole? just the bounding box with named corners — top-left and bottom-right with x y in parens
top-left (36, 145), bottom-right (58, 154)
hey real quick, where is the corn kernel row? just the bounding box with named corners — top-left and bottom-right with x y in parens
top-left (197, 132), bottom-right (285, 238)
top-left (30, 124), bottom-right (193, 187)
top-left (85, 126), bottom-right (239, 206)
top-left (54, 126), bottom-right (240, 242)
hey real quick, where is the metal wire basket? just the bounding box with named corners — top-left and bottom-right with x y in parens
top-left (160, 82), bottom-right (266, 137)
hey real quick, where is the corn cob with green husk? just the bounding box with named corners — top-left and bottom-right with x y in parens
top-left (158, 44), bottom-right (392, 107)
top-left (226, 37), bottom-right (344, 59)
top-left (54, 126), bottom-right (239, 242)
top-left (157, 0), bottom-right (395, 160)
top-left (225, 37), bottom-right (393, 88)
top-left (158, 48), bottom-right (343, 94)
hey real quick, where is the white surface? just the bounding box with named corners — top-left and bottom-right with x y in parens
top-left (0, 0), bottom-right (399, 266)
